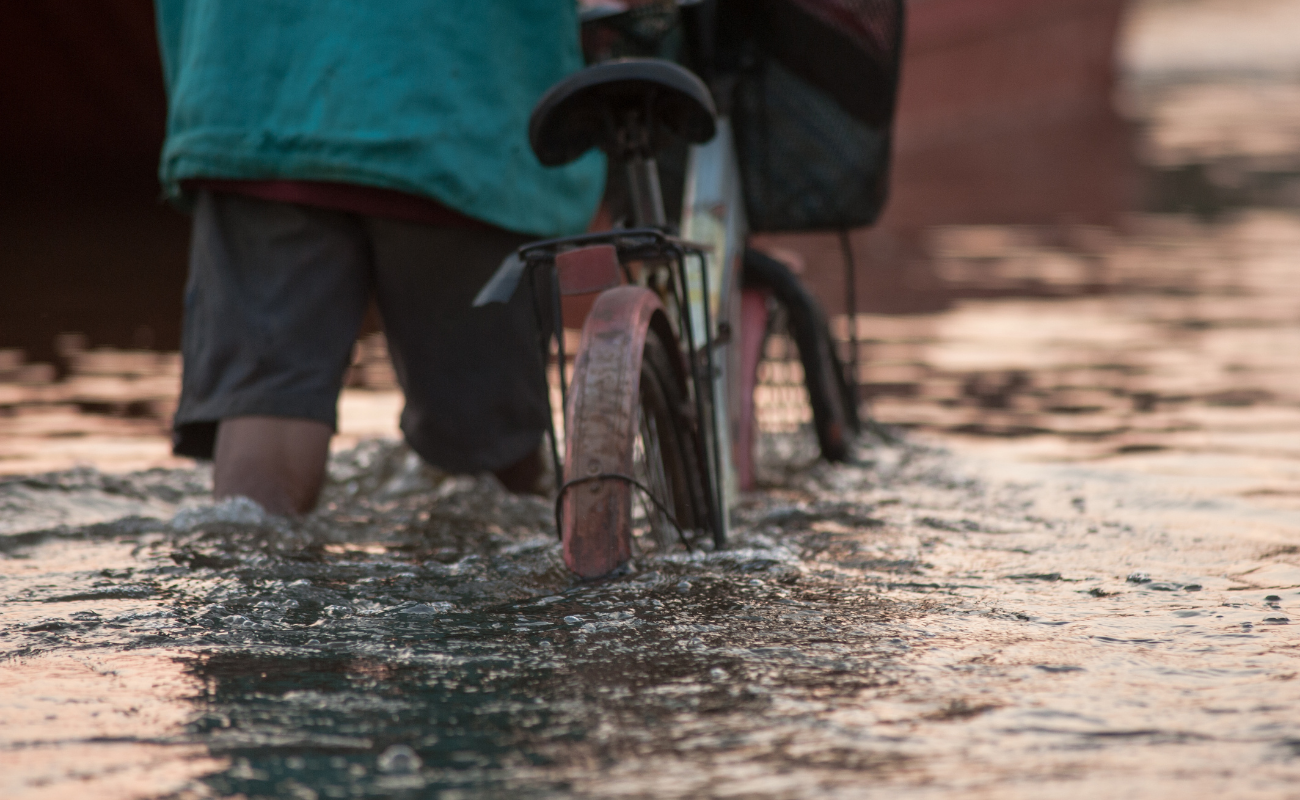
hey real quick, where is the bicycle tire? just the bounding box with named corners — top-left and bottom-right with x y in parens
top-left (561, 287), bottom-right (711, 579)
top-left (742, 248), bottom-right (860, 462)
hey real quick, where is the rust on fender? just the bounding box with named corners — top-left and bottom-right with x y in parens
top-left (561, 286), bottom-right (665, 579)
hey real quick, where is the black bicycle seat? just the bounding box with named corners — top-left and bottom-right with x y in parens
top-left (529, 58), bottom-right (717, 167)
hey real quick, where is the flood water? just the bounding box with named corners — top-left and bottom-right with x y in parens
top-left (8, 0), bottom-right (1300, 797)
top-left (8, 201), bottom-right (1300, 796)
top-left (6, 409), bottom-right (1300, 799)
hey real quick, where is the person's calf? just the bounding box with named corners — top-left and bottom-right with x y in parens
top-left (213, 416), bottom-right (333, 516)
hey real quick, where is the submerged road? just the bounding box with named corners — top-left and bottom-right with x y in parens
top-left (3, 434), bottom-right (1300, 799)
top-left (7, 4), bottom-right (1300, 789)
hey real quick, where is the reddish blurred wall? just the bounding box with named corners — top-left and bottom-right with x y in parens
top-left (0, 0), bottom-right (187, 365)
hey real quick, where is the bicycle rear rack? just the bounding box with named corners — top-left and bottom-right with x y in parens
top-left (477, 227), bottom-right (726, 549)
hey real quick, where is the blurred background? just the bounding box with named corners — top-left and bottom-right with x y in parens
top-left (2, 0), bottom-right (1299, 474)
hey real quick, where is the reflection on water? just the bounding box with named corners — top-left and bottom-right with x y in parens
top-left (0, 650), bottom-right (221, 799)
top-left (7, 220), bottom-right (1300, 800)
top-left (182, 569), bottom-right (898, 800)
top-left (854, 212), bottom-right (1300, 462)
top-left (5, 434), bottom-right (1300, 797)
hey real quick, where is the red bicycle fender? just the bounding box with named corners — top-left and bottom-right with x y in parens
top-left (561, 286), bottom-right (665, 579)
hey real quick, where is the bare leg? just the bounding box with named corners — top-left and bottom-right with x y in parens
top-left (213, 416), bottom-right (333, 516)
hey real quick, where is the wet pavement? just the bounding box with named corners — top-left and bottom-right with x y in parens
top-left (5, 428), bottom-right (1300, 799)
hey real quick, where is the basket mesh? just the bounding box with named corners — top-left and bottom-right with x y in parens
top-left (732, 58), bottom-right (891, 232)
top-left (719, 0), bottom-right (904, 231)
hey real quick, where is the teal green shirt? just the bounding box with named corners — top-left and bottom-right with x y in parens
top-left (155, 0), bottom-right (604, 237)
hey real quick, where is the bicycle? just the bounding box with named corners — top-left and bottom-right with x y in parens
top-left (476, 0), bottom-right (903, 578)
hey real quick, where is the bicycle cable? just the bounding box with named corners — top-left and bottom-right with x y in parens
top-left (554, 472), bottom-right (694, 553)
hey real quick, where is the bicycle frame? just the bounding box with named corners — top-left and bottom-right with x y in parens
top-left (678, 116), bottom-right (747, 540)
top-left (475, 118), bottom-right (749, 548)
top-left (611, 111), bottom-right (748, 542)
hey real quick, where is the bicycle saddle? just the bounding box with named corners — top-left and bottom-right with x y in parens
top-left (529, 58), bottom-right (717, 167)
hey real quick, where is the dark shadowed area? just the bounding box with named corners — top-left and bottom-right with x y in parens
top-left (0, 0), bottom-right (189, 365)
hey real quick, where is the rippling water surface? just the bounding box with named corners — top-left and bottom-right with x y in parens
top-left (5, 433), bottom-right (1300, 799)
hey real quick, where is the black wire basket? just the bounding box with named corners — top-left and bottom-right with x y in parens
top-left (717, 0), bottom-right (904, 232)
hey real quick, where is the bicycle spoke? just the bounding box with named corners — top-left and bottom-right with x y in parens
top-left (632, 398), bottom-right (677, 551)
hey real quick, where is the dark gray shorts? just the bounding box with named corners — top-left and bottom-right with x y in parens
top-left (173, 190), bottom-right (547, 474)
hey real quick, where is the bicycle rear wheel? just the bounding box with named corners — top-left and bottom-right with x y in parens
top-left (561, 286), bottom-right (711, 579)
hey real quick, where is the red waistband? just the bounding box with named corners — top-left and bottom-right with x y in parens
top-left (187, 179), bottom-right (501, 231)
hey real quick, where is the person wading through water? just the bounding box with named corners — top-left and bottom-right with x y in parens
top-left (155, 1), bottom-right (604, 515)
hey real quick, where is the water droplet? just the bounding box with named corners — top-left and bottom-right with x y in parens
top-left (377, 744), bottom-right (421, 775)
